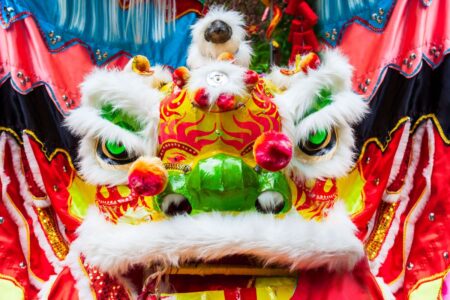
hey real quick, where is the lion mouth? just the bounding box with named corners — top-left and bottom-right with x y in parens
top-left (141, 255), bottom-right (297, 296)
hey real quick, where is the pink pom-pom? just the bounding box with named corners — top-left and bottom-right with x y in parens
top-left (253, 131), bottom-right (293, 172)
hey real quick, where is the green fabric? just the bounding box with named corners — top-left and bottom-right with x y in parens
top-left (100, 104), bottom-right (143, 132)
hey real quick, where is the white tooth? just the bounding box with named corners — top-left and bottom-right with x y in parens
top-left (257, 191), bottom-right (284, 213)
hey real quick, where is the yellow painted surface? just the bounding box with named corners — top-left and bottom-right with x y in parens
top-left (0, 277), bottom-right (24, 300)
top-left (409, 277), bottom-right (443, 300)
top-left (337, 166), bottom-right (365, 216)
top-left (68, 175), bottom-right (96, 220)
top-left (162, 290), bottom-right (225, 300)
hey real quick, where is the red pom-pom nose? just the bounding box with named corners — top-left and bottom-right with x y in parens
top-left (128, 157), bottom-right (168, 196)
top-left (216, 93), bottom-right (236, 111)
top-left (253, 131), bottom-right (293, 172)
top-left (193, 88), bottom-right (209, 107)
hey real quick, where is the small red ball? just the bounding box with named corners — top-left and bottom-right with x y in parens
top-left (193, 88), bottom-right (209, 107)
top-left (244, 70), bottom-right (259, 85)
top-left (216, 93), bottom-right (236, 111)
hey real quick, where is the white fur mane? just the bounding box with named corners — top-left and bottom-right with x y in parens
top-left (187, 6), bottom-right (253, 69)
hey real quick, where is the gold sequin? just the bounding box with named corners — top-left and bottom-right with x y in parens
top-left (36, 207), bottom-right (69, 260)
top-left (365, 201), bottom-right (399, 260)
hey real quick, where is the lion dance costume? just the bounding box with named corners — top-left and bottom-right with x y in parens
top-left (0, 1), bottom-right (449, 300)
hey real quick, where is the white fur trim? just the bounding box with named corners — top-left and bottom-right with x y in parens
top-left (123, 60), bottom-right (173, 89)
top-left (7, 137), bottom-right (63, 272)
top-left (0, 134), bottom-right (43, 289)
top-left (274, 49), bottom-right (368, 180)
top-left (375, 277), bottom-right (395, 300)
top-left (65, 66), bottom-right (165, 186)
top-left (38, 274), bottom-right (58, 300)
top-left (74, 202), bottom-right (364, 275)
top-left (79, 68), bottom-right (162, 125)
top-left (22, 134), bottom-right (47, 197)
top-left (389, 120), bottom-right (435, 293)
top-left (369, 124), bottom-right (426, 276)
top-left (22, 134), bottom-right (51, 208)
top-left (76, 137), bottom-right (130, 186)
top-left (187, 61), bottom-right (248, 105)
top-left (383, 121), bottom-right (411, 203)
top-left (387, 121), bottom-right (411, 186)
top-left (65, 106), bottom-right (146, 154)
top-left (187, 6), bottom-right (252, 68)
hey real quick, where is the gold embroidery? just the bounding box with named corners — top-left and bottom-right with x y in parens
top-left (36, 207), bottom-right (69, 260)
top-left (365, 201), bottom-right (399, 260)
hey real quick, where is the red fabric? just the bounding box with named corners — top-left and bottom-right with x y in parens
top-left (24, 133), bottom-right (81, 241)
top-left (0, 178), bottom-right (38, 299)
top-left (291, 260), bottom-right (384, 300)
top-left (351, 121), bottom-right (409, 235)
top-left (375, 125), bottom-right (450, 298)
top-left (0, 17), bottom-right (129, 115)
top-left (48, 267), bottom-right (80, 300)
top-left (3, 140), bottom-right (55, 281)
top-left (338, 0), bottom-right (450, 100)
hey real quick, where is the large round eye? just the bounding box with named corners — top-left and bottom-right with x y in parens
top-left (298, 128), bottom-right (337, 157)
top-left (97, 139), bottom-right (138, 165)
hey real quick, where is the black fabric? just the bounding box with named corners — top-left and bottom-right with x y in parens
top-left (0, 79), bottom-right (78, 158)
top-left (1, 56), bottom-right (450, 159)
top-left (356, 55), bottom-right (450, 148)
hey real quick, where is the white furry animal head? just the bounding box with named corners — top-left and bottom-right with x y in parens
top-left (273, 49), bottom-right (369, 181)
top-left (65, 58), bottom-right (166, 186)
top-left (187, 6), bottom-right (253, 69)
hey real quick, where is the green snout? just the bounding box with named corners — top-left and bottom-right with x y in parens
top-left (156, 154), bottom-right (291, 214)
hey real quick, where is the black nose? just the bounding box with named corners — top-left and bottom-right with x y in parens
top-left (204, 20), bottom-right (233, 44)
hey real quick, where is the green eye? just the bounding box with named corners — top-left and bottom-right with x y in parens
top-left (308, 130), bottom-right (327, 145)
top-left (105, 141), bottom-right (126, 156)
top-left (97, 139), bottom-right (137, 165)
top-left (298, 128), bottom-right (337, 157)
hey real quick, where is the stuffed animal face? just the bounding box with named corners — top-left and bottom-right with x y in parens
top-left (66, 49), bottom-right (367, 290)
top-left (187, 6), bottom-right (253, 68)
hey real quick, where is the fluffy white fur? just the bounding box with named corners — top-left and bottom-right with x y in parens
top-left (0, 134), bottom-right (43, 289)
top-left (123, 60), bottom-right (172, 89)
top-left (8, 137), bottom-right (64, 272)
top-left (187, 6), bottom-right (252, 69)
top-left (256, 191), bottom-right (284, 212)
top-left (22, 134), bottom-right (47, 196)
top-left (65, 67), bottom-right (164, 186)
top-left (187, 60), bottom-right (248, 105)
top-left (369, 124), bottom-right (426, 276)
top-left (389, 120), bottom-right (435, 293)
top-left (383, 121), bottom-right (411, 203)
top-left (73, 202), bottom-right (364, 276)
top-left (273, 49), bottom-right (368, 180)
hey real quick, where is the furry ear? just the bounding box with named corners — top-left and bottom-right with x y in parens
top-left (186, 6), bottom-right (253, 69)
top-left (65, 66), bottom-right (164, 185)
top-left (274, 49), bottom-right (368, 180)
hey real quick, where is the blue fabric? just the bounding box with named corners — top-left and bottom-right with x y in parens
top-left (0, 0), bottom-right (199, 68)
top-left (315, 0), bottom-right (396, 47)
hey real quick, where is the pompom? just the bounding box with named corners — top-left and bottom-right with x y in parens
top-left (173, 66), bottom-right (190, 88)
top-left (253, 131), bottom-right (293, 172)
top-left (193, 88), bottom-right (210, 107)
top-left (128, 157), bottom-right (168, 196)
top-left (216, 93), bottom-right (235, 111)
